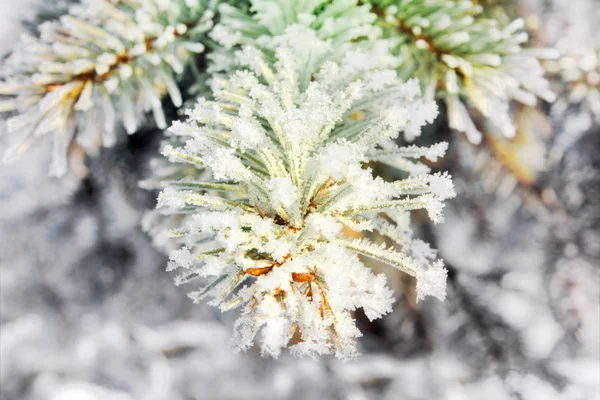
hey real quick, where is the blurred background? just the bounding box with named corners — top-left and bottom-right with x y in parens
top-left (1, 0), bottom-right (598, 399)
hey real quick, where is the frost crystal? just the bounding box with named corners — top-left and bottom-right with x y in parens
top-left (0, 0), bottom-right (215, 177)
top-left (156, 47), bottom-right (454, 358)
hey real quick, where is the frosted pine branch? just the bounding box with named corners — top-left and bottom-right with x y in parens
top-left (208, 0), bottom-right (389, 79)
top-left (156, 47), bottom-right (455, 359)
top-left (0, 0), bottom-right (215, 177)
top-left (211, 0), bottom-right (379, 51)
top-left (371, 0), bottom-right (558, 144)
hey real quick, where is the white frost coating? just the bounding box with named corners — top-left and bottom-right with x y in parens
top-left (376, 0), bottom-right (557, 143)
top-left (156, 47), bottom-right (454, 359)
top-left (416, 260), bottom-right (449, 302)
top-left (168, 247), bottom-right (196, 271)
top-left (0, 0), bottom-right (215, 177)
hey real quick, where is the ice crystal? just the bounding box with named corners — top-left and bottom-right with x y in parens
top-left (156, 47), bottom-right (454, 358)
top-left (0, 0), bottom-right (215, 177)
top-left (372, 0), bottom-right (558, 144)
